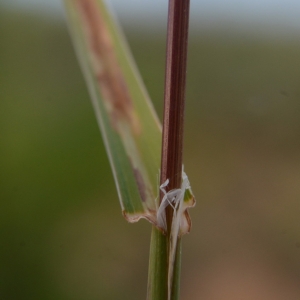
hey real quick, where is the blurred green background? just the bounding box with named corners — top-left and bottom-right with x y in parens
top-left (1, 2), bottom-right (300, 299)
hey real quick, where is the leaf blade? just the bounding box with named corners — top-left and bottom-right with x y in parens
top-left (64, 0), bottom-right (161, 222)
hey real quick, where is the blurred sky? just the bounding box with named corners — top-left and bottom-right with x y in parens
top-left (2, 0), bottom-right (300, 34)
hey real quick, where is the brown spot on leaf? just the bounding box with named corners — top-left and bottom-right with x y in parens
top-left (77, 0), bottom-right (140, 135)
top-left (122, 210), bottom-right (157, 226)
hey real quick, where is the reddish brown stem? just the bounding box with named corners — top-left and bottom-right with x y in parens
top-left (160, 0), bottom-right (190, 233)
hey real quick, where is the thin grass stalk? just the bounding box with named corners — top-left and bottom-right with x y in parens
top-left (147, 0), bottom-right (190, 299)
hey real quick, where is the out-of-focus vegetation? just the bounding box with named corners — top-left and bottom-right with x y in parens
top-left (1, 8), bottom-right (300, 300)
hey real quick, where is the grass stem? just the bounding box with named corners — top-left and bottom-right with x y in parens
top-left (148, 0), bottom-right (190, 299)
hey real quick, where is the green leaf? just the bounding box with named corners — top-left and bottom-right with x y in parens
top-left (63, 0), bottom-right (162, 224)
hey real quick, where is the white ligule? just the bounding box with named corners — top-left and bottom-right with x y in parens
top-left (156, 168), bottom-right (191, 300)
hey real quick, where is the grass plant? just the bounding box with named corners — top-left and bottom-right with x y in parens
top-left (64, 0), bottom-right (194, 299)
